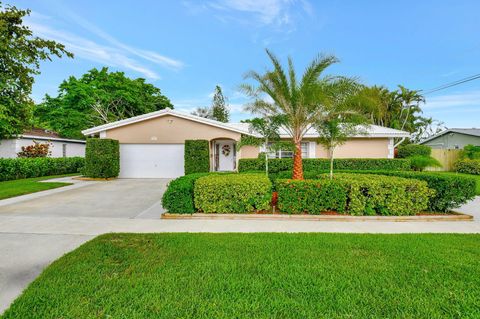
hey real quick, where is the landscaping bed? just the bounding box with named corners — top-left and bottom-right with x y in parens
top-left (3, 233), bottom-right (480, 318)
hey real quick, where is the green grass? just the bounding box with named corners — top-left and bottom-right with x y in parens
top-left (3, 233), bottom-right (480, 318)
top-left (0, 174), bottom-right (75, 200)
top-left (433, 171), bottom-right (480, 195)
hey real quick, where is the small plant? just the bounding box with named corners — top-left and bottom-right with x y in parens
top-left (17, 141), bottom-right (52, 158)
top-left (408, 155), bottom-right (442, 171)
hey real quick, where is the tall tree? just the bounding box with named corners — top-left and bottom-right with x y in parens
top-left (35, 67), bottom-right (173, 139)
top-left (0, 3), bottom-right (72, 139)
top-left (241, 49), bottom-right (338, 179)
top-left (211, 85), bottom-right (229, 122)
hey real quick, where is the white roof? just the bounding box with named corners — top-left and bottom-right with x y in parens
top-left (20, 135), bottom-right (86, 144)
top-left (82, 107), bottom-right (409, 138)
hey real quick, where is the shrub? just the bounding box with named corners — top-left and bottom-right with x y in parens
top-left (276, 174), bottom-right (433, 216)
top-left (0, 157), bottom-right (84, 181)
top-left (184, 140), bottom-right (210, 175)
top-left (162, 173), bottom-right (211, 213)
top-left (194, 174), bottom-right (272, 213)
top-left (17, 141), bottom-right (51, 158)
top-left (460, 144), bottom-right (480, 160)
top-left (238, 158), bottom-right (411, 173)
top-left (397, 144), bottom-right (431, 158)
top-left (454, 159), bottom-right (480, 175)
top-left (84, 139), bottom-right (119, 178)
top-left (408, 155), bottom-right (442, 171)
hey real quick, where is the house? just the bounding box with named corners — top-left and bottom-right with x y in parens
top-left (82, 108), bottom-right (409, 178)
top-left (419, 128), bottom-right (480, 149)
top-left (0, 128), bottom-right (86, 158)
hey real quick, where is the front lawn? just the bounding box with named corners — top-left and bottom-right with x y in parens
top-left (434, 171), bottom-right (480, 195)
top-left (3, 233), bottom-right (480, 318)
top-left (0, 174), bottom-right (74, 200)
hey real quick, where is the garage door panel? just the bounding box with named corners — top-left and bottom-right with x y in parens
top-left (119, 144), bottom-right (185, 178)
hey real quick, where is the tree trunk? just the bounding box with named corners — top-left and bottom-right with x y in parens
top-left (265, 138), bottom-right (268, 176)
top-left (292, 141), bottom-right (303, 180)
top-left (329, 147), bottom-right (334, 180)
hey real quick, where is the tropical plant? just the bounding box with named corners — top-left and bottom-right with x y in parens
top-left (17, 141), bottom-right (51, 158)
top-left (408, 155), bottom-right (442, 171)
top-left (241, 49), bottom-right (338, 179)
top-left (0, 3), bottom-right (72, 139)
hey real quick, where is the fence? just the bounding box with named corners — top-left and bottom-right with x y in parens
top-left (426, 149), bottom-right (461, 171)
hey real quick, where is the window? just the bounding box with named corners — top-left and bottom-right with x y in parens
top-left (62, 144), bottom-right (67, 157)
top-left (267, 142), bottom-right (309, 159)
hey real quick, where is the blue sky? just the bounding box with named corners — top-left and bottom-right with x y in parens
top-left (10, 0), bottom-right (480, 127)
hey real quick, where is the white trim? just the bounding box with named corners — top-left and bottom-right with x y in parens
top-left (99, 131), bottom-right (106, 138)
top-left (308, 142), bottom-right (316, 159)
top-left (20, 135), bottom-right (86, 144)
top-left (387, 138), bottom-right (394, 159)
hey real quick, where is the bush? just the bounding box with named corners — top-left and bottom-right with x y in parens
top-left (83, 139), bottom-right (119, 178)
top-left (460, 144), bottom-right (480, 160)
top-left (162, 173), bottom-right (211, 213)
top-left (0, 157), bottom-right (84, 181)
top-left (454, 159), bottom-right (480, 175)
top-left (17, 141), bottom-right (51, 158)
top-left (397, 144), bottom-right (431, 158)
top-left (194, 174), bottom-right (272, 213)
top-left (276, 174), bottom-right (433, 216)
top-left (184, 140), bottom-right (210, 175)
top-left (408, 155), bottom-right (442, 171)
top-left (238, 158), bottom-right (411, 173)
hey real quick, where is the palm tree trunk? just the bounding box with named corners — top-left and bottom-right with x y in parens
top-left (329, 147), bottom-right (334, 180)
top-left (292, 141), bottom-right (303, 180)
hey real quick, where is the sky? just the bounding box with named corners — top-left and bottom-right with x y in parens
top-left (8, 0), bottom-right (480, 127)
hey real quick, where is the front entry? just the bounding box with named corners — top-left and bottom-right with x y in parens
top-left (214, 140), bottom-right (236, 171)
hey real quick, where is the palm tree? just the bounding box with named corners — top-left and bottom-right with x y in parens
top-left (241, 50), bottom-right (338, 179)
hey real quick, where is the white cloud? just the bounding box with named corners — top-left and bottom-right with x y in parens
top-left (424, 90), bottom-right (480, 110)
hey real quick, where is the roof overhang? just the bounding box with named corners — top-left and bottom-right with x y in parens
top-left (20, 135), bottom-right (86, 144)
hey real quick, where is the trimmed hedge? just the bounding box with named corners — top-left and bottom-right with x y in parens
top-left (397, 144), bottom-right (431, 158)
top-left (84, 139), bottom-right (120, 178)
top-left (454, 159), bottom-right (480, 175)
top-left (184, 140), bottom-right (210, 175)
top-left (277, 174), bottom-right (433, 216)
top-left (194, 173), bottom-right (272, 213)
top-left (0, 157), bottom-right (85, 181)
top-left (238, 158), bottom-right (411, 173)
top-left (162, 173), bottom-right (211, 213)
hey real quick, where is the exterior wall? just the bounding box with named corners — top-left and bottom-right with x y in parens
top-left (1, 138), bottom-right (85, 158)
top-left (105, 115), bottom-right (241, 143)
top-left (237, 138), bottom-right (390, 159)
top-left (423, 133), bottom-right (480, 149)
top-left (0, 139), bottom-right (17, 158)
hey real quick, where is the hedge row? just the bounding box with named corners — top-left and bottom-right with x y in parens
top-left (161, 173), bottom-right (211, 214)
top-left (277, 174), bottom-right (433, 216)
top-left (454, 159), bottom-right (480, 175)
top-left (184, 140), bottom-right (210, 175)
top-left (238, 158), bottom-right (411, 173)
top-left (194, 174), bottom-right (272, 213)
top-left (0, 157), bottom-right (84, 181)
top-left (397, 144), bottom-right (431, 158)
top-left (84, 139), bottom-right (119, 178)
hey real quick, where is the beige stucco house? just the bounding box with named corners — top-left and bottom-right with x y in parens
top-left (82, 108), bottom-right (409, 178)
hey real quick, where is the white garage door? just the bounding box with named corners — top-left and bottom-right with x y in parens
top-left (119, 144), bottom-right (185, 178)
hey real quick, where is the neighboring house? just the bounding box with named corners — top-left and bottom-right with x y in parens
top-left (0, 128), bottom-right (86, 158)
top-left (419, 128), bottom-right (480, 149)
top-left (82, 108), bottom-right (409, 178)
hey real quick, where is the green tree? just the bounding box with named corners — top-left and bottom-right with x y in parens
top-left (211, 85), bottom-right (229, 122)
top-left (241, 49), bottom-right (338, 179)
top-left (35, 67), bottom-right (173, 139)
top-left (0, 3), bottom-right (72, 139)
top-left (191, 106), bottom-right (213, 119)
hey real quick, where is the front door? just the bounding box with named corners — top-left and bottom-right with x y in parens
top-left (216, 141), bottom-right (235, 171)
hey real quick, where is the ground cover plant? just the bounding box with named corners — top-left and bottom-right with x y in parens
top-left (0, 174), bottom-right (74, 200)
top-left (3, 233), bottom-right (480, 319)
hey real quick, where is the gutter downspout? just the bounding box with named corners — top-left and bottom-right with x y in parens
top-left (394, 137), bottom-right (406, 148)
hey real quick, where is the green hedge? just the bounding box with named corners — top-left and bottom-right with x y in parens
top-left (194, 173), bottom-right (272, 213)
top-left (238, 158), bottom-right (411, 173)
top-left (84, 139), bottom-right (120, 178)
top-left (0, 157), bottom-right (84, 181)
top-left (162, 173), bottom-right (211, 213)
top-left (454, 159), bottom-right (480, 175)
top-left (277, 174), bottom-right (433, 216)
top-left (184, 140), bottom-right (210, 175)
top-left (397, 144), bottom-right (431, 158)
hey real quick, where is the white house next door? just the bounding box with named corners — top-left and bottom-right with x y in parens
top-left (215, 140), bottom-right (235, 171)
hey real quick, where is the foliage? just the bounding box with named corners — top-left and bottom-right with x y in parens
top-left (241, 49), bottom-right (339, 179)
top-left (211, 85), bottom-right (229, 122)
top-left (191, 106), bottom-right (213, 119)
top-left (454, 159), bottom-right (480, 175)
top-left (397, 144), bottom-right (431, 158)
top-left (276, 174), bottom-right (433, 215)
top-left (17, 141), bottom-right (51, 157)
top-left (35, 67), bottom-right (173, 139)
top-left (460, 144), bottom-right (480, 160)
top-left (239, 158), bottom-right (411, 173)
top-left (184, 140), bottom-right (210, 175)
top-left (0, 174), bottom-right (72, 200)
top-left (0, 157), bottom-right (84, 181)
top-left (408, 155), bottom-right (442, 171)
top-left (194, 173), bottom-right (272, 213)
top-left (0, 3), bottom-right (72, 139)
top-left (161, 173), bottom-right (211, 214)
top-left (84, 139), bottom-right (119, 178)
